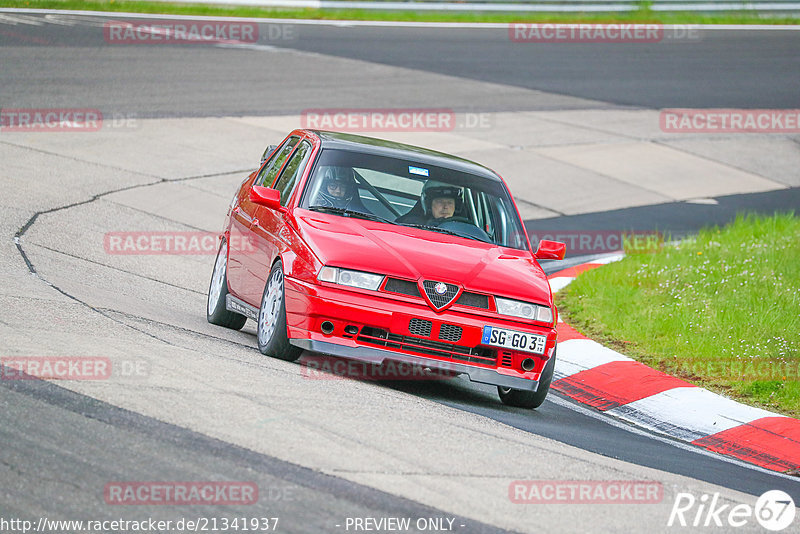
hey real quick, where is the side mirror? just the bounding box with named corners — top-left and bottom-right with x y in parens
top-left (535, 240), bottom-right (566, 260)
top-left (249, 186), bottom-right (283, 211)
top-left (260, 144), bottom-right (277, 164)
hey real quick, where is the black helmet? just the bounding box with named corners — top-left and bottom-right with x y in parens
top-left (421, 180), bottom-right (463, 216)
top-left (317, 166), bottom-right (357, 207)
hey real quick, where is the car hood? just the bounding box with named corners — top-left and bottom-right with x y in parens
top-left (294, 210), bottom-right (552, 304)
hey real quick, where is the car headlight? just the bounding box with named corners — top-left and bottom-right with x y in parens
top-left (495, 297), bottom-right (553, 323)
top-left (318, 266), bottom-right (384, 291)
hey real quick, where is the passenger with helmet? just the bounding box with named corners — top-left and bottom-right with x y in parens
top-left (312, 166), bottom-right (368, 212)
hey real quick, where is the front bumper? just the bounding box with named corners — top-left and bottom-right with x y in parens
top-left (292, 339), bottom-right (539, 391)
top-left (284, 275), bottom-right (556, 392)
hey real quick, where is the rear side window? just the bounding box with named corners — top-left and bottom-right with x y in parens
top-left (255, 136), bottom-right (299, 187)
top-left (274, 141), bottom-right (313, 206)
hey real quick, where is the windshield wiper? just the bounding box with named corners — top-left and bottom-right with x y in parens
top-left (398, 222), bottom-right (456, 235)
top-left (400, 222), bottom-right (492, 244)
top-left (308, 205), bottom-right (395, 225)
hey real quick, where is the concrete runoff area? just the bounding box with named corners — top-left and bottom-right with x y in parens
top-left (2, 107), bottom-right (797, 531)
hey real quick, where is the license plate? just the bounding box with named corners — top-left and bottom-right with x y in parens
top-left (481, 326), bottom-right (547, 355)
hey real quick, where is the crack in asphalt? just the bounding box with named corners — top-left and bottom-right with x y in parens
top-left (11, 167), bottom-right (252, 350)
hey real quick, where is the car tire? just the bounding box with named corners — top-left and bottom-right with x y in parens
top-left (257, 261), bottom-right (302, 362)
top-left (497, 347), bottom-right (556, 409)
top-left (207, 238), bottom-right (247, 330)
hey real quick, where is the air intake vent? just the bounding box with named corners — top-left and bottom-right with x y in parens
top-left (455, 291), bottom-right (490, 309)
top-left (409, 318), bottom-right (432, 337)
top-left (384, 277), bottom-right (421, 297)
top-left (357, 327), bottom-right (496, 365)
top-left (422, 280), bottom-right (459, 309)
top-left (438, 324), bottom-right (462, 342)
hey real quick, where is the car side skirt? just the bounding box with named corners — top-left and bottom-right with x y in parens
top-left (291, 339), bottom-right (540, 392)
top-left (226, 294), bottom-right (258, 321)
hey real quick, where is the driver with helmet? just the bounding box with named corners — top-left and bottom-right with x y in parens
top-left (397, 180), bottom-right (464, 225)
top-left (423, 181), bottom-right (463, 223)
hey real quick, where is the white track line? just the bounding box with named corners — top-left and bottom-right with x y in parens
top-left (1, 8), bottom-right (800, 30)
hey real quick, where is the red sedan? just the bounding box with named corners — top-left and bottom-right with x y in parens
top-left (207, 129), bottom-right (565, 408)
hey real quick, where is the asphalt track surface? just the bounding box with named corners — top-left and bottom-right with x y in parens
top-left (1, 376), bottom-right (501, 533)
top-left (2, 14), bottom-right (800, 114)
top-left (2, 12), bottom-right (800, 533)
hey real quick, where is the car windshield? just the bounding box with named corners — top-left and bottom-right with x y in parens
top-left (300, 148), bottom-right (529, 250)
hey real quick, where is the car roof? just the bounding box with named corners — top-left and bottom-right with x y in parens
top-left (308, 130), bottom-right (503, 183)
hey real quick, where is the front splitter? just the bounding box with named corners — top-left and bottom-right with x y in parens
top-left (291, 338), bottom-right (539, 391)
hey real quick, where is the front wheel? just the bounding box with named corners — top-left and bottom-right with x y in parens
top-left (257, 261), bottom-right (302, 362)
top-left (498, 348), bottom-right (556, 409)
top-left (207, 239), bottom-right (247, 330)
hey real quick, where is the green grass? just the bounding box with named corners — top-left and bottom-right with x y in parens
top-left (557, 213), bottom-right (800, 418)
top-left (3, 0), bottom-right (800, 25)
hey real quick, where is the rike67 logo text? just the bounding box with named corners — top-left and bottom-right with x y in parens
top-left (668, 490), bottom-right (795, 531)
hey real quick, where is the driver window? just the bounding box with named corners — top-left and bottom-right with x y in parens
top-left (274, 141), bottom-right (312, 206)
top-left (255, 137), bottom-right (299, 187)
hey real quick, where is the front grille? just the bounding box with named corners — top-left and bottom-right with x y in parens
top-left (384, 278), bottom-right (489, 311)
top-left (422, 280), bottom-right (459, 309)
top-left (357, 326), bottom-right (495, 365)
top-left (384, 278), bottom-right (420, 297)
top-left (409, 318), bottom-right (432, 337)
top-left (456, 291), bottom-right (490, 309)
top-left (438, 323), bottom-right (462, 342)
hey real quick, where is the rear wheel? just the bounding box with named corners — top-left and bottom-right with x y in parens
top-left (498, 348), bottom-right (556, 409)
top-left (207, 239), bottom-right (247, 330)
top-left (257, 261), bottom-right (302, 362)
